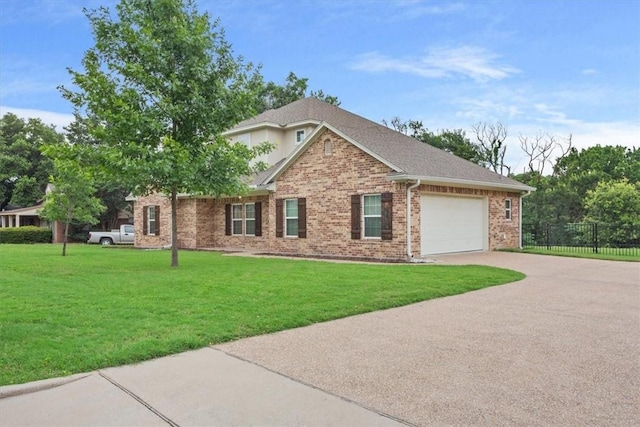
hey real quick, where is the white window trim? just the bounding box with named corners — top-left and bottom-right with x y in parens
top-left (295, 130), bottom-right (305, 144)
top-left (285, 199), bottom-right (298, 238)
top-left (245, 203), bottom-right (256, 236)
top-left (505, 199), bottom-right (512, 221)
top-left (362, 194), bottom-right (382, 239)
top-left (147, 206), bottom-right (156, 236)
top-left (232, 203), bottom-right (243, 235)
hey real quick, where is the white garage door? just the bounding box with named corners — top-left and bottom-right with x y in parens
top-left (421, 195), bottom-right (487, 255)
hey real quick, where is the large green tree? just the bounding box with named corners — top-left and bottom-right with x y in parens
top-left (60, 0), bottom-right (271, 267)
top-left (0, 113), bottom-right (61, 210)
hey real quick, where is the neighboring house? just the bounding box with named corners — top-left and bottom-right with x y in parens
top-left (133, 98), bottom-right (533, 260)
top-left (0, 203), bottom-right (66, 243)
top-left (0, 184), bottom-right (63, 242)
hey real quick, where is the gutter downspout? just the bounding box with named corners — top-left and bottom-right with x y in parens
top-left (406, 179), bottom-right (421, 260)
top-left (520, 190), bottom-right (532, 249)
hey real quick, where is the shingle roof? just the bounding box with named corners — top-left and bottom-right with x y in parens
top-left (239, 98), bottom-right (531, 191)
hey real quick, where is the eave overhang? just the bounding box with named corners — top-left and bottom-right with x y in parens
top-left (222, 119), bottom-right (322, 136)
top-left (387, 173), bottom-right (535, 193)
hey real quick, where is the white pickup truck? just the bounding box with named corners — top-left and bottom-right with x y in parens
top-left (87, 225), bottom-right (135, 245)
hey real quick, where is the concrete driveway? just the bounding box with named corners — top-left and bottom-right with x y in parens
top-left (217, 252), bottom-right (639, 426)
top-left (1, 252), bottom-right (638, 426)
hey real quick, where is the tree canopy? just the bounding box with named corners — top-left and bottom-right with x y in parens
top-left (0, 113), bottom-right (61, 210)
top-left (60, 0), bottom-right (271, 267)
top-left (255, 71), bottom-right (340, 113)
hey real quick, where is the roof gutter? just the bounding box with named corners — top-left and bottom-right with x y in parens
top-left (387, 174), bottom-right (534, 193)
top-left (406, 179), bottom-right (421, 260)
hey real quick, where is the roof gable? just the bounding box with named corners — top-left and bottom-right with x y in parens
top-left (239, 98), bottom-right (532, 192)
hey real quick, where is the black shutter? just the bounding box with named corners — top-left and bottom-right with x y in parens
top-left (155, 206), bottom-right (160, 235)
top-left (275, 199), bottom-right (283, 237)
top-left (143, 206), bottom-right (148, 235)
top-left (351, 195), bottom-right (361, 239)
top-left (225, 204), bottom-right (231, 236)
top-left (255, 202), bottom-right (262, 236)
top-left (298, 198), bottom-right (306, 238)
top-left (381, 192), bottom-right (392, 240)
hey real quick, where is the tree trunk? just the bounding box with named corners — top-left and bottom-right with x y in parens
top-left (171, 189), bottom-right (178, 268)
top-left (62, 220), bottom-right (69, 257)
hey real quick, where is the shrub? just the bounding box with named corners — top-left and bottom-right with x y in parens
top-left (0, 226), bottom-right (52, 244)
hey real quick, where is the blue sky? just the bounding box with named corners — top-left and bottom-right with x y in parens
top-left (1, 0), bottom-right (638, 172)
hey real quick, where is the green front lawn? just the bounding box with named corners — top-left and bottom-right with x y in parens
top-left (1, 244), bottom-right (524, 386)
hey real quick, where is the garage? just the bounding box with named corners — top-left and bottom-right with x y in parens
top-left (420, 194), bottom-right (487, 255)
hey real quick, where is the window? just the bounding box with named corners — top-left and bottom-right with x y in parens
top-left (147, 206), bottom-right (157, 235)
top-left (245, 203), bottom-right (256, 236)
top-left (276, 198), bottom-right (305, 238)
top-left (295, 130), bottom-right (305, 144)
top-left (143, 205), bottom-right (159, 236)
top-left (232, 204), bottom-right (243, 235)
top-left (225, 202), bottom-right (261, 237)
top-left (363, 194), bottom-right (382, 238)
top-left (351, 193), bottom-right (392, 240)
top-left (237, 133), bottom-right (251, 148)
top-left (285, 199), bottom-right (298, 237)
top-left (505, 199), bottom-right (512, 220)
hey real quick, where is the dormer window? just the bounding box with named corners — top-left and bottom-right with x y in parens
top-left (296, 130), bottom-right (305, 144)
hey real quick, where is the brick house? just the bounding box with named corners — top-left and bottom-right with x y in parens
top-left (133, 98), bottom-right (532, 261)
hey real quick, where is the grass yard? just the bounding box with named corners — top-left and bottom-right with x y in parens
top-left (518, 246), bottom-right (640, 262)
top-left (0, 244), bottom-right (524, 386)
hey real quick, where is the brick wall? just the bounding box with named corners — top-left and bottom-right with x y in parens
top-left (134, 193), bottom-right (172, 248)
top-left (212, 195), bottom-right (271, 251)
top-left (267, 130), bottom-right (408, 260)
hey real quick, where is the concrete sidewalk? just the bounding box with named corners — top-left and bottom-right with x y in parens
top-left (0, 348), bottom-right (404, 426)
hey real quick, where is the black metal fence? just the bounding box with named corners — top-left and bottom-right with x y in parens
top-left (522, 223), bottom-right (640, 256)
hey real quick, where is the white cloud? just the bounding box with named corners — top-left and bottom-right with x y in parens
top-left (533, 103), bottom-right (582, 127)
top-left (350, 45), bottom-right (519, 82)
top-left (581, 68), bottom-right (599, 75)
top-left (0, 106), bottom-right (74, 132)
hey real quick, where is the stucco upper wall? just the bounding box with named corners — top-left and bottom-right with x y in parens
top-left (226, 124), bottom-right (317, 166)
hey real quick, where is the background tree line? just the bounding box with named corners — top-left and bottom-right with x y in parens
top-left (4, 97), bottom-right (637, 246)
